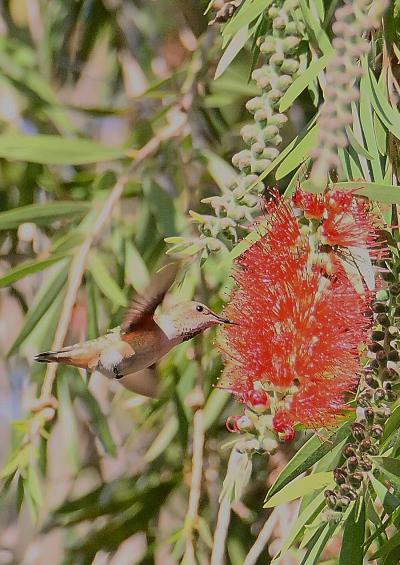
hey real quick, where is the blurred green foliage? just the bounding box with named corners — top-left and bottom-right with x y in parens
top-left (1, 0), bottom-right (400, 564)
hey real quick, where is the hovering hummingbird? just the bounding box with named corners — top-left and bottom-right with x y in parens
top-left (35, 263), bottom-right (231, 395)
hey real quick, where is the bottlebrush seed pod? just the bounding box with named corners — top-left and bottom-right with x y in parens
top-left (375, 406), bottom-right (392, 422)
top-left (376, 351), bottom-right (387, 366)
top-left (343, 444), bottom-right (357, 458)
top-left (346, 487), bottom-right (358, 501)
top-left (394, 306), bottom-right (400, 317)
top-left (372, 302), bottom-right (388, 313)
top-left (364, 407), bottom-right (375, 424)
top-left (371, 330), bottom-right (385, 341)
top-left (389, 283), bottom-right (400, 296)
top-left (381, 368), bottom-right (396, 381)
top-left (359, 438), bottom-right (372, 452)
top-left (324, 490), bottom-right (337, 509)
top-left (339, 483), bottom-right (352, 496)
top-left (347, 456), bottom-right (359, 472)
top-left (365, 375), bottom-right (379, 388)
top-left (337, 496), bottom-right (351, 509)
top-left (334, 467), bottom-right (348, 485)
top-left (380, 271), bottom-right (395, 282)
top-left (351, 422), bottom-right (366, 441)
top-left (368, 342), bottom-right (383, 353)
top-left (348, 472), bottom-right (363, 489)
top-left (376, 313), bottom-right (390, 327)
top-left (359, 457), bottom-right (372, 472)
top-left (369, 360), bottom-right (380, 370)
top-left (387, 350), bottom-right (399, 362)
top-left (386, 389), bottom-right (398, 402)
top-left (374, 388), bottom-right (386, 403)
top-left (370, 424), bottom-right (384, 439)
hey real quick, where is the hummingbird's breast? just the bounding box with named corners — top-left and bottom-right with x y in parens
top-left (97, 323), bottom-right (176, 379)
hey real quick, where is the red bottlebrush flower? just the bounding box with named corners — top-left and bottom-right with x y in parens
top-left (219, 194), bottom-right (376, 434)
top-left (293, 190), bottom-right (325, 220)
top-left (321, 190), bottom-right (380, 253)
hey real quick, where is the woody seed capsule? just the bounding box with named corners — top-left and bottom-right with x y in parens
top-left (334, 467), bottom-right (348, 484)
top-left (343, 444), bottom-right (357, 458)
top-left (347, 456), bottom-right (359, 472)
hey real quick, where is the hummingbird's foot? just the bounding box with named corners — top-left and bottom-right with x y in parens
top-left (113, 366), bottom-right (123, 379)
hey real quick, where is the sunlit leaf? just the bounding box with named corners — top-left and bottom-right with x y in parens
top-left (0, 202), bottom-right (90, 230)
top-left (0, 134), bottom-right (126, 164)
top-left (264, 472), bottom-right (333, 508)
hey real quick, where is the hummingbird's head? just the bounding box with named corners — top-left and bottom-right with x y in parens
top-left (157, 301), bottom-right (232, 341)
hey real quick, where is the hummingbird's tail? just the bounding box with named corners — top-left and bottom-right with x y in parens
top-left (34, 343), bottom-right (94, 369)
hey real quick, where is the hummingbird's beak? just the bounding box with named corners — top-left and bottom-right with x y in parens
top-left (215, 314), bottom-right (236, 325)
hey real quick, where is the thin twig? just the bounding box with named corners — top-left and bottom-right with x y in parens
top-left (38, 111), bottom-right (187, 403)
top-left (210, 483), bottom-right (232, 565)
top-left (242, 509), bottom-right (279, 565)
top-left (183, 406), bottom-right (205, 564)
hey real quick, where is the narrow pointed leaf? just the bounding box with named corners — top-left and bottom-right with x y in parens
top-left (264, 471), bottom-right (333, 508)
top-left (0, 202), bottom-right (90, 230)
top-left (339, 498), bottom-right (365, 565)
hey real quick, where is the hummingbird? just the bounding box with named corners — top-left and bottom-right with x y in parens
top-left (35, 263), bottom-right (231, 395)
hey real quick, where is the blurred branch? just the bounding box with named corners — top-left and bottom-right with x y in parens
top-left (183, 402), bottom-right (205, 563)
top-left (37, 109), bottom-right (188, 406)
top-left (210, 476), bottom-right (232, 565)
top-left (242, 509), bottom-right (279, 565)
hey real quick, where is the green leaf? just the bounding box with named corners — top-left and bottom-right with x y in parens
top-left (7, 261), bottom-right (69, 356)
top-left (272, 491), bottom-right (326, 560)
top-left (373, 457), bottom-right (400, 488)
top-left (382, 405), bottom-right (400, 443)
top-left (57, 370), bottom-right (81, 472)
top-left (89, 252), bottom-right (127, 308)
top-left (360, 68), bottom-right (382, 181)
top-left (264, 471), bottom-right (333, 508)
top-left (0, 202), bottom-right (91, 230)
top-left (215, 26), bottom-right (250, 80)
top-left (144, 417), bottom-right (179, 463)
top-left (300, 523), bottom-right (338, 565)
top-left (330, 181), bottom-right (400, 204)
top-left (275, 125), bottom-right (318, 179)
top-left (367, 67), bottom-right (400, 142)
top-left (298, 0), bottom-right (332, 55)
top-left (370, 473), bottom-right (400, 515)
top-left (0, 253), bottom-right (67, 287)
top-left (124, 241), bottom-right (150, 293)
top-left (279, 55), bottom-right (331, 113)
top-left (265, 423), bottom-right (350, 502)
top-left (204, 389), bottom-right (231, 430)
top-left (222, 0), bottom-right (272, 42)
top-left (0, 134), bottom-right (126, 164)
top-left (72, 373), bottom-right (117, 457)
top-left (370, 530), bottom-right (400, 560)
top-left (86, 273), bottom-right (100, 340)
top-left (345, 125), bottom-right (375, 159)
top-left (339, 498), bottom-right (365, 565)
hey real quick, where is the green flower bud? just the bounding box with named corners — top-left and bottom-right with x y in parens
top-left (281, 58), bottom-right (300, 74)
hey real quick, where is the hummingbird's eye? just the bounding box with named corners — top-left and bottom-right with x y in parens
top-left (196, 304), bottom-right (204, 312)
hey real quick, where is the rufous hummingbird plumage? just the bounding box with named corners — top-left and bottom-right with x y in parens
top-left (35, 263), bottom-right (231, 394)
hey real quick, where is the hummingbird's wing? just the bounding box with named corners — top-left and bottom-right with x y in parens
top-left (122, 262), bottom-right (179, 333)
